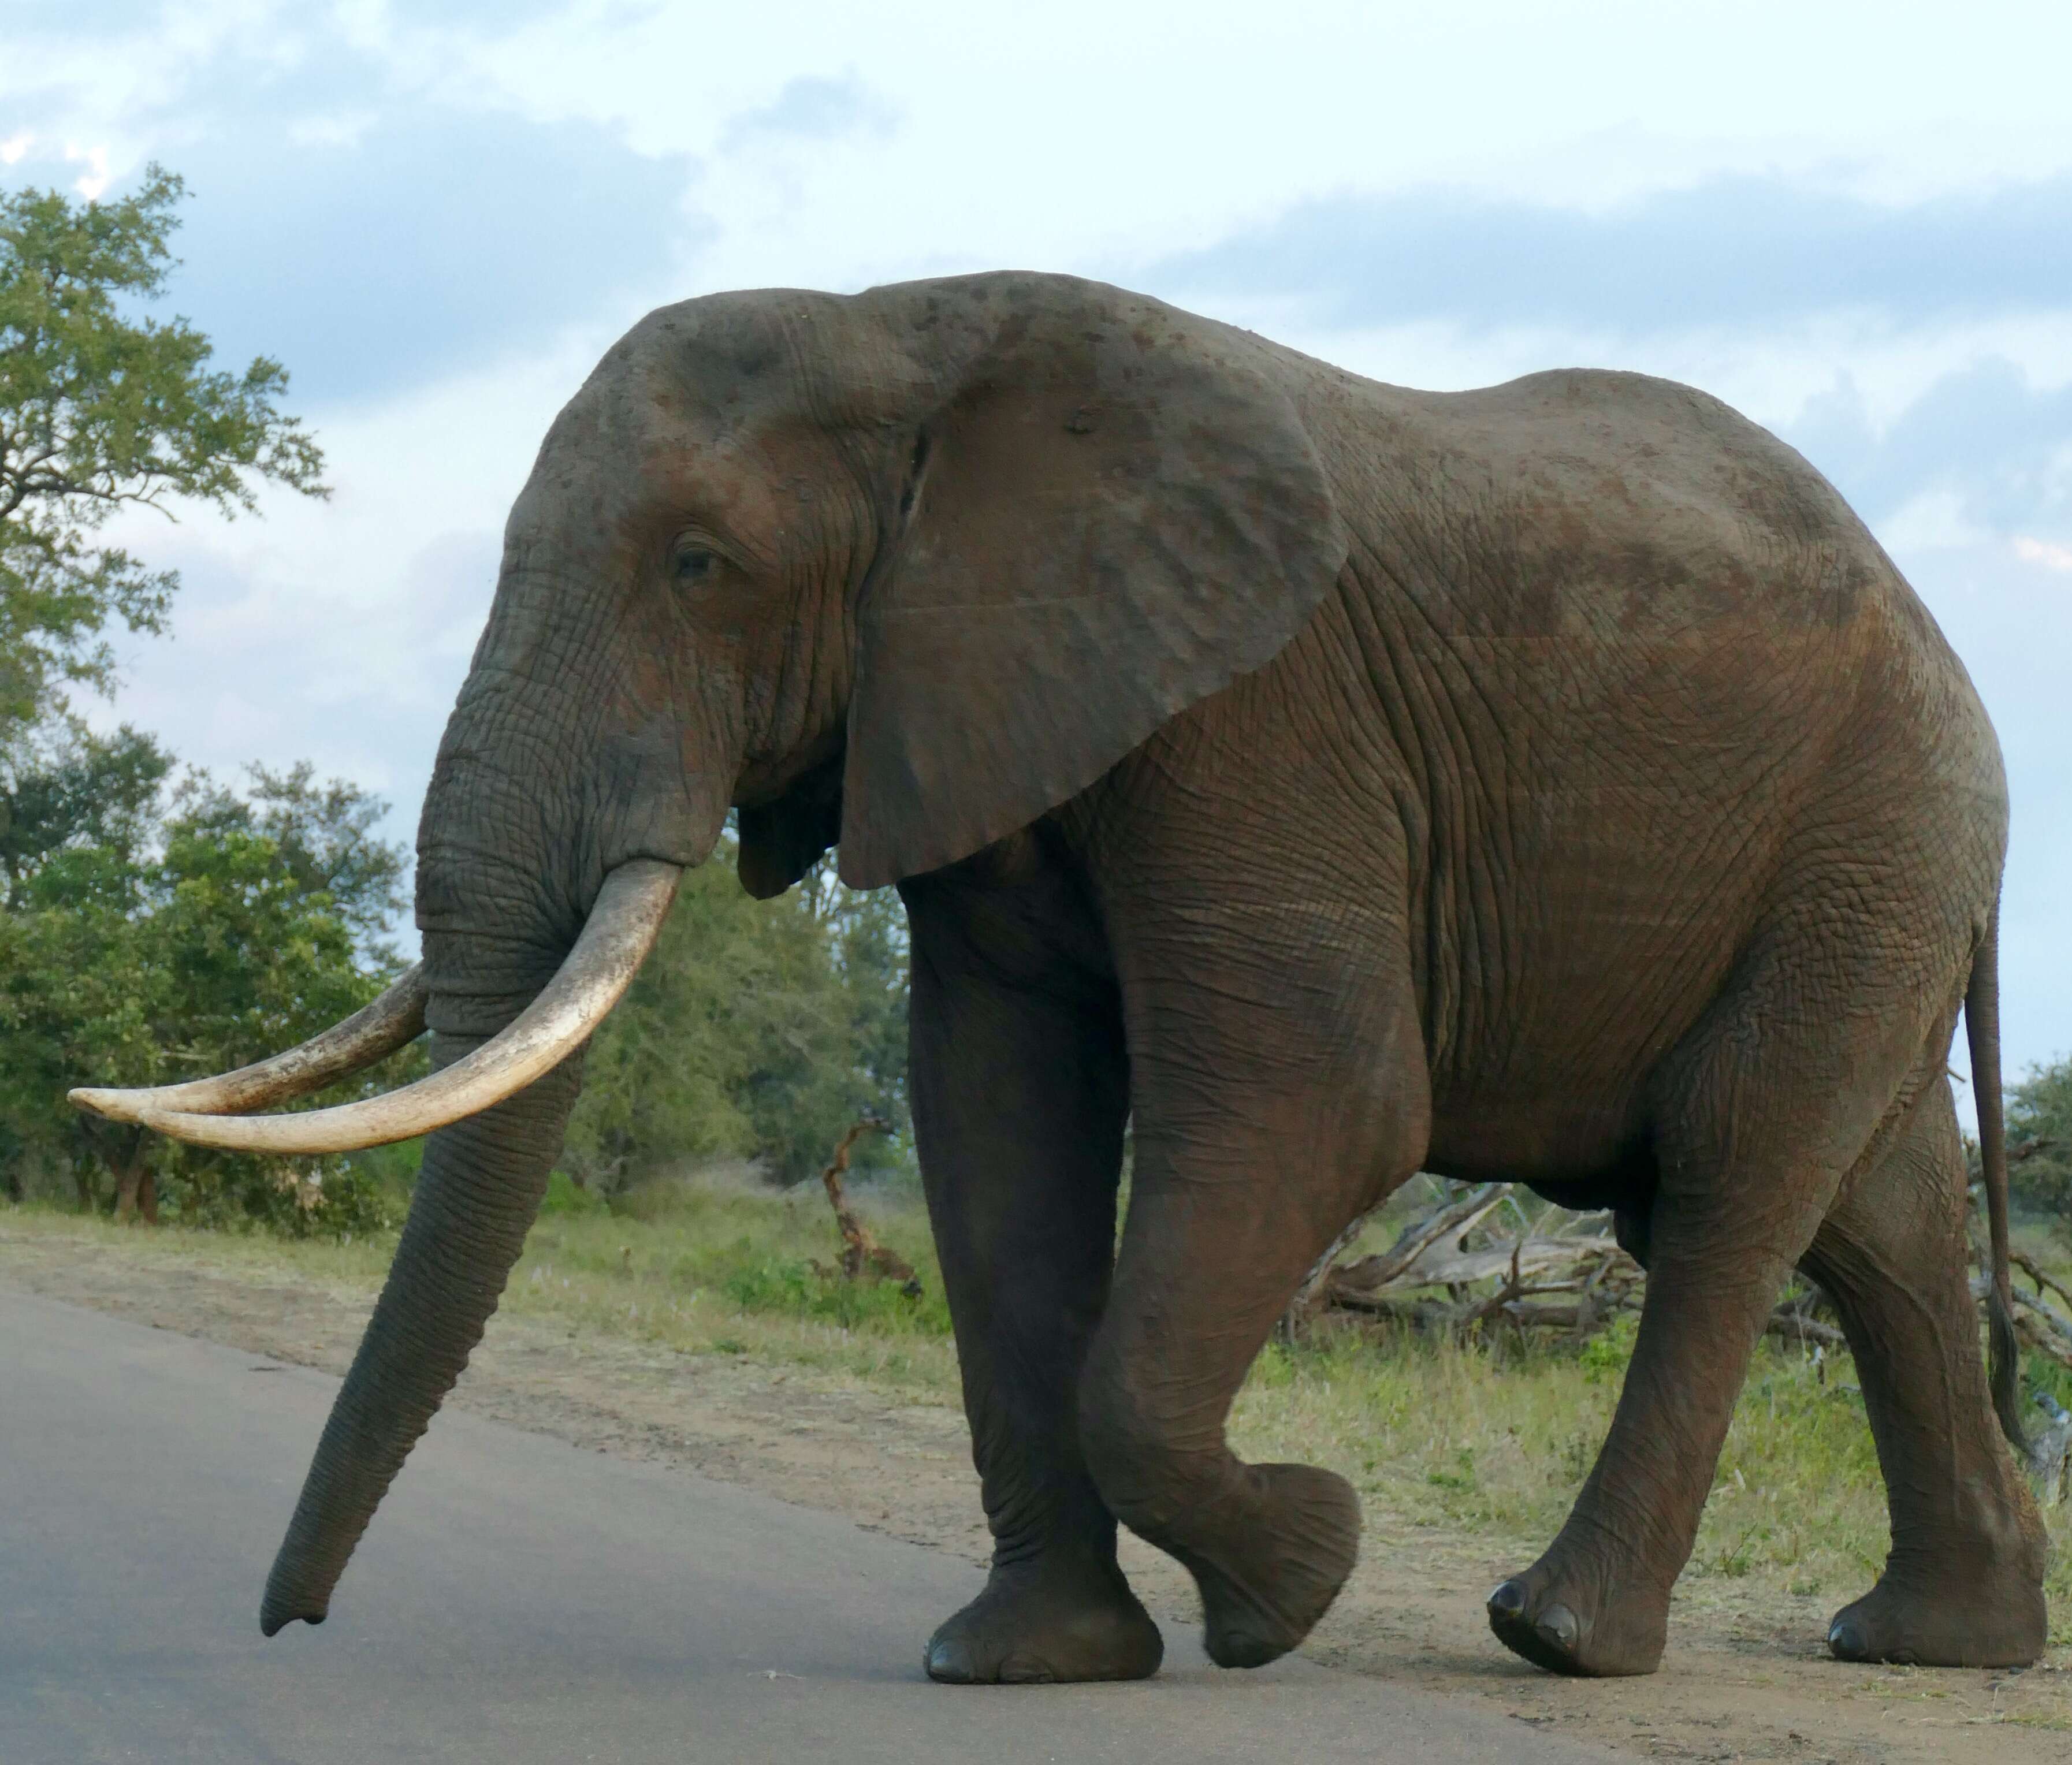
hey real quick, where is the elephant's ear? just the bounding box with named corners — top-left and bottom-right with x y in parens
top-left (836, 274), bottom-right (1348, 889)
top-left (737, 753), bottom-right (843, 900)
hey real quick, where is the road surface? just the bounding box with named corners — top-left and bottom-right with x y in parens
top-left (0, 1285), bottom-right (1623, 1763)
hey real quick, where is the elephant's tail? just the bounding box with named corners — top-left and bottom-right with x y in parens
top-left (1966, 902), bottom-right (2026, 1455)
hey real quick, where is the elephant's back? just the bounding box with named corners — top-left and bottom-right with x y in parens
top-left (1275, 360), bottom-right (2006, 1165)
top-left (1336, 367), bottom-right (1889, 642)
top-left (1309, 362), bottom-right (1998, 813)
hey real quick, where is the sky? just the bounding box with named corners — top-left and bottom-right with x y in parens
top-left (3, 0), bottom-right (2068, 1103)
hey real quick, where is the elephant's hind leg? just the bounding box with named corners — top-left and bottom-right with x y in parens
top-left (1803, 1078), bottom-right (2048, 1667)
top-left (902, 859), bottom-right (1163, 1686)
top-left (1487, 926), bottom-right (1956, 1678)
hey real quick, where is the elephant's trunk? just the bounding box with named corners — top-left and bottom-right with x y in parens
top-left (66, 535), bottom-right (730, 1634)
top-left (260, 1027), bottom-right (579, 1633)
top-left (257, 865), bottom-right (682, 1633)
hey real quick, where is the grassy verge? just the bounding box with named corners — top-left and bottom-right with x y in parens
top-left (6, 1171), bottom-right (2068, 1644)
top-left (507, 1169), bottom-right (958, 1392)
top-left (0, 1168), bottom-right (961, 1396)
top-left (1243, 1315), bottom-right (2069, 1641)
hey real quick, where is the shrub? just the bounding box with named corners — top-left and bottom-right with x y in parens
top-left (2006, 1056), bottom-right (2072, 1231)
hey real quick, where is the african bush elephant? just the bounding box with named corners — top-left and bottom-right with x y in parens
top-left (75, 271), bottom-right (2046, 1681)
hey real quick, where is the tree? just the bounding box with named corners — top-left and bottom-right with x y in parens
top-left (0, 160), bottom-right (401, 1230)
top-left (801, 855), bottom-right (910, 1134)
top-left (168, 761), bottom-right (408, 961)
top-left (0, 761), bottom-right (415, 1228)
top-left (561, 840), bottom-right (910, 1191)
top-left (0, 715), bottom-right (170, 903)
top-left (2007, 1055), bottom-right (2072, 1231)
top-left (0, 164), bottom-right (325, 730)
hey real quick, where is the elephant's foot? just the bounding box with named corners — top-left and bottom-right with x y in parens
top-left (1486, 1545), bottom-right (1669, 1678)
top-left (1827, 1564), bottom-right (2046, 1669)
top-left (924, 1551), bottom-right (1163, 1685)
top-left (1174, 1463), bottom-right (1362, 1670)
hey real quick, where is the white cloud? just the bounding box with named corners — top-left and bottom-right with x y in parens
top-left (64, 142), bottom-right (109, 199)
top-left (0, 131), bottom-right (31, 164)
top-left (2014, 535), bottom-right (2072, 572)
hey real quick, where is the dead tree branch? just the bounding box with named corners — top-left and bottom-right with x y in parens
top-left (814, 1117), bottom-right (921, 1295)
top-left (1294, 1179), bottom-right (2066, 1367)
top-left (2012, 1247), bottom-right (2072, 1316)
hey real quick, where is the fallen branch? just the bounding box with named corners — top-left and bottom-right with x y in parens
top-left (1290, 1179), bottom-right (2072, 1390)
top-left (1764, 1310), bottom-right (1848, 1351)
top-left (1329, 1280), bottom-right (1845, 1351)
top-left (1327, 1182), bottom-right (1509, 1294)
top-left (1320, 1186), bottom-right (1642, 1331)
top-left (2013, 1292), bottom-right (2072, 1373)
top-left (814, 1118), bottom-right (921, 1295)
top-left (2012, 1247), bottom-right (2072, 1317)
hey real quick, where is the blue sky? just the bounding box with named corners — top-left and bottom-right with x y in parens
top-left (4, 0), bottom-right (2068, 1101)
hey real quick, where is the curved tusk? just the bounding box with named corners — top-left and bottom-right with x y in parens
top-left (122, 860), bottom-right (681, 1156)
top-left (70, 965), bottom-right (431, 1126)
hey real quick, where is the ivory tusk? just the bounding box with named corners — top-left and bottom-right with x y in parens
top-left (109, 860), bottom-right (680, 1156)
top-left (69, 965), bottom-right (431, 1126)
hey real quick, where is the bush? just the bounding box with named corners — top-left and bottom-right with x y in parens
top-left (538, 1169), bottom-right (607, 1217)
top-left (560, 840), bottom-right (909, 1191)
top-left (0, 734), bottom-right (418, 1230)
top-left (158, 1154), bottom-right (396, 1239)
top-left (2006, 1056), bottom-right (2072, 1231)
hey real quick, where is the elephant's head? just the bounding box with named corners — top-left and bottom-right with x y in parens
top-left (68, 272), bottom-right (1348, 1633)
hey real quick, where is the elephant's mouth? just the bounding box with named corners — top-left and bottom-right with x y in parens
top-left (69, 858), bottom-right (682, 1153)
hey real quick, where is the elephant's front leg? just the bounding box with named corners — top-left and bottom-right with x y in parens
top-left (1078, 885), bottom-right (1431, 1671)
top-left (902, 858), bottom-right (1162, 1685)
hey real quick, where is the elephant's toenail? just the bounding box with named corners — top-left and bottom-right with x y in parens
top-left (1536, 1603), bottom-right (1579, 1653)
top-left (1486, 1580), bottom-right (1528, 1618)
top-left (925, 1639), bottom-right (976, 1684)
top-left (1827, 1618), bottom-right (1868, 1660)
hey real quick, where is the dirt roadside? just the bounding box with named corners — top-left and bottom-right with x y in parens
top-left (4, 1225), bottom-right (2064, 1763)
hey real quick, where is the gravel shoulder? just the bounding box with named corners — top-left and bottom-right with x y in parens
top-left (6, 1218), bottom-right (2066, 1763)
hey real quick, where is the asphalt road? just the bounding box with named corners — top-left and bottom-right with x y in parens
top-left (0, 1286), bottom-right (1622, 1763)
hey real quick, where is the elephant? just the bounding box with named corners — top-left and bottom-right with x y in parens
top-left (74, 270), bottom-right (2047, 1683)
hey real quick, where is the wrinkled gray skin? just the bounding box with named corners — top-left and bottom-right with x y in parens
top-left (262, 273), bottom-right (2048, 1684)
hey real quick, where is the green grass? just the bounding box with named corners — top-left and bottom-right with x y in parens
top-left (6, 1172), bottom-right (2068, 1640)
top-left (500, 1166), bottom-right (957, 1390)
top-left (1237, 1319), bottom-right (2054, 1614)
top-left (1234, 1236), bottom-right (2072, 1643)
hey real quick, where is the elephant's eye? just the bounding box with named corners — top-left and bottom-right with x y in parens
top-left (673, 545), bottom-right (717, 587)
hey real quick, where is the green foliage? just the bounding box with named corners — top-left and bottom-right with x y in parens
top-left (0, 717), bottom-right (169, 893)
top-left (0, 159), bottom-right (395, 1233)
top-left (1578, 1310), bottom-right (1639, 1384)
top-left (0, 165), bottom-right (325, 729)
top-left (538, 1168), bottom-right (606, 1217)
top-left (165, 761), bottom-right (408, 960)
top-left (715, 1252), bottom-right (942, 1334)
top-left (561, 840), bottom-right (909, 1189)
top-left (0, 736), bottom-right (417, 1230)
top-left (168, 1154), bottom-right (398, 1241)
top-left (2006, 1055), bottom-right (2072, 1230)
